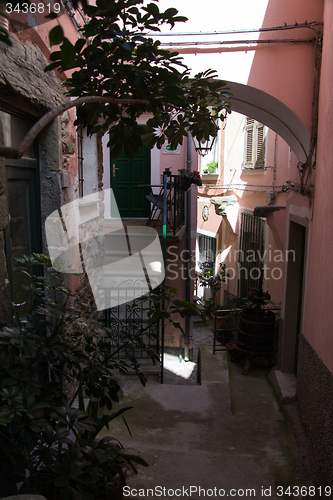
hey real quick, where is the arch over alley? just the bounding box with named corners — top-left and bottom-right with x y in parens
top-left (225, 81), bottom-right (310, 163)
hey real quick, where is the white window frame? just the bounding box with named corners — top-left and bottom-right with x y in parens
top-left (200, 128), bottom-right (220, 176)
top-left (243, 117), bottom-right (265, 169)
top-left (77, 126), bottom-right (99, 197)
top-left (196, 230), bottom-right (218, 272)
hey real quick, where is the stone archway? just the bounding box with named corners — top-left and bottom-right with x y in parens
top-left (225, 81), bottom-right (310, 163)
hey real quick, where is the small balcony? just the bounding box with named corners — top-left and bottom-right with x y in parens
top-left (144, 171), bottom-right (186, 240)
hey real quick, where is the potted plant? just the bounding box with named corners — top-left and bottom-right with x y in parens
top-left (198, 260), bottom-right (228, 295)
top-left (178, 168), bottom-right (202, 191)
top-left (203, 160), bottom-right (218, 175)
top-left (197, 261), bottom-right (229, 329)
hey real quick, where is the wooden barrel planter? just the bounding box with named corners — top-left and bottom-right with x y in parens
top-left (236, 307), bottom-right (276, 354)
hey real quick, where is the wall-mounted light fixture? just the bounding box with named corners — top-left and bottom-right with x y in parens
top-left (191, 119), bottom-right (219, 156)
top-left (192, 134), bottom-right (217, 156)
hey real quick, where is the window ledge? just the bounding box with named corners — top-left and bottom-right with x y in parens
top-left (202, 173), bottom-right (219, 180)
top-left (241, 167), bottom-right (266, 176)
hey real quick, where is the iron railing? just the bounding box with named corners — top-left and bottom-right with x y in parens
top-left (145, 172), bottom-right (185, 235)
top-left (169, 174), bottom-right (185, 234)
top-left (238, 212), bottom-right (265, 299)
top-left (102, 289), bottom-right (160, 361)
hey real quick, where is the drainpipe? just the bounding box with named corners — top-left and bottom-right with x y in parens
top-left (160, 171), bottom-right (168, 383)
top-left (184, 131), bottom-right (192, 361)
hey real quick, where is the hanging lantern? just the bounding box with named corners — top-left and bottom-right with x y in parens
top-left (192, 134), bottom-right (217, 156)
top-left (191, 119), bottom-right (219, 156)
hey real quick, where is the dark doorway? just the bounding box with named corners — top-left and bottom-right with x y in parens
top-left (281, 218), bottom-right (306, 374)
top-left (1, 108), bottom-right (42, 313)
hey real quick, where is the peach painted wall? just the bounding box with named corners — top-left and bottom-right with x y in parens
top-left (167, 1), bottom-right (325, 354)
top-left (247, 0), bottom-right (324, 129)
top-left (301, 0), bottom-right (333, 373)
top-left (197, 109), bottom-right (295, 306)
top-left (158, 0), bottom-right (323, 136)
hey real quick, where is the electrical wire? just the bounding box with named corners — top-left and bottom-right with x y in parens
top-left (160, 38), bottom-right (315, 47)
top-left (200, 183), bottom-right (286, 188)
top-left (198, 182), bottom-right (300, 194)
top-left (147, 22), bottom-right (322, 38)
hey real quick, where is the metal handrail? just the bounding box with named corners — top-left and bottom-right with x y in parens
top-left (143, 173), bottom-right (185, 235)
top-left (215, 306), bottom-right (281, 315)
top-left (170, 174), bottom-right (185, 234)
top-left (212, 306), bottom-right (281, 354)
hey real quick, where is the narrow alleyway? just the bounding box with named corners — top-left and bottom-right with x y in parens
top-left (101, 320), bottom-right (302, 500)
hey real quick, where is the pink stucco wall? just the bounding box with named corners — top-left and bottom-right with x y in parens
top-left (247, 0), bottom-right (324, 129)
top-left (187, 0), bottom-right (324, 322)
top-left (197, 112), bottom-right (298, 307)
top-left (301, 0), bottom-right (333, 373)
top-left (15, 12), bottom-right (83, 73)
top-left (191, 0), bottom-right (331, 376)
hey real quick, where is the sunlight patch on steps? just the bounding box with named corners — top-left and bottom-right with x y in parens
top-left (163, 353), bottom-right (196, 379)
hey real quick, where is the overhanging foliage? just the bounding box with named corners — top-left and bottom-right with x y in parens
top-left (46, 0), bottom-right (231, 159)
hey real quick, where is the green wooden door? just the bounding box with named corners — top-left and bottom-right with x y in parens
top-left (110, 144), bottom-right (151, 218)
top-left (1, 107), bottom-right (42, 311)
top-left (5, 161), bottom-right (42, 310)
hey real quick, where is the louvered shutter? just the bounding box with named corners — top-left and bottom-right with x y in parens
top-left (255, 124), bottom-right (265, 167)
top-left (243, 117), bottom-right (265, 169)
top-left (245, 118), bottom-right (254, 166)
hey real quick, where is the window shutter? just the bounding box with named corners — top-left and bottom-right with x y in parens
top-left (245, 118), bottom-right (254, 166)
top-left (246, 128), bottom-right (253, 163)
top-left (243, 117), bottom-right (265, 169)
top-left (255, 124), bottom-right (264, 167)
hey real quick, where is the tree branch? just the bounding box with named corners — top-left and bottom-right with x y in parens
top-left (0, 96), bottom-right (149, 159)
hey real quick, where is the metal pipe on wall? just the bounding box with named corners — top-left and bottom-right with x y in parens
top-left (184, 131), bottom-right (192, 361)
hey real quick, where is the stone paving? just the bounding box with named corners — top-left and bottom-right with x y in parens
top-left (101, 319), bottom-right (302, 500)
top-left (163, 317), bottom-right (215, 385)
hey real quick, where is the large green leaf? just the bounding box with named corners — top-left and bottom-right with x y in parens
top-left (44, 0), bottom-right (231, 157)
top-left (49, 25), bottom-right (64, 46)
top-left (61, 38), bottom-right (77, 70)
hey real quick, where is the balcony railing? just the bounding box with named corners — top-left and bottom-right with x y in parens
top-left (144, 171), bottom-right (186, 235)
top-left (169, 173), bottom-right (185, 234)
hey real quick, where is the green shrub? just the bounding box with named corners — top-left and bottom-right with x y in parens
top-left (0, 254), bottom-right (205, 499)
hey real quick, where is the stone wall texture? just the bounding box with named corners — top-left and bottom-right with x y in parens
top-left (296, 334), bottom-right (333, 487)
top-left (0, 34), bottom-right (67, 324)
top-left (0, 35), bottom-right (64, 115)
